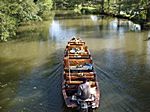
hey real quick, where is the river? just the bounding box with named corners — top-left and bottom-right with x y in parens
top-left (0, 15), bottom-right (150, 112)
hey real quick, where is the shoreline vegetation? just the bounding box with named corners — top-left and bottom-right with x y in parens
top-left (59, 0), bottom-right (150, 30)
top-left (1, 0), bottom-right (150, 41)
top-left (0, 0), bottom-right (53, 41)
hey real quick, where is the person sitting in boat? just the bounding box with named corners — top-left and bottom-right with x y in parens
top-left (76, 78), bottom-right (91, 100)
top-left (70, 48), bottom-right (76, 53)
top-left (75, 38), bottom-right (80, 44)
top-left (70, 47), bottom-right (80, 54)
top-left (77, 46), bottom-right (85, 54)
top-left (83, 63), bottom-right (93, 70)
top-left (72, 37), bottom-right (76, 40)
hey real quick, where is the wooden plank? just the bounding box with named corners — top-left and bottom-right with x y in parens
top-left (66, 81), bottom-right (96, 86)
top-left (64, 58), bottom-right (93, 67)
top-left (65, 75), bottom-right (95, 80)
top-left (64, 72), bottom-right (95, 76)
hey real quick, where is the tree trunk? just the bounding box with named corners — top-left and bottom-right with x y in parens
top-left (146, 7), bottom-right (150, 22)
top-left (101, 0), bottom-right (105, 13)
top-left (107, 0), bottom-right (110, 13)
top-left (118, 0), bottom-right (121, 15)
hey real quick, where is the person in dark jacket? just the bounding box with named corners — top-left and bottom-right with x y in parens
top-left (77, 78), bottom-right (91, 100)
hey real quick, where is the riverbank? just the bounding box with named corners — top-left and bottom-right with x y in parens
top-left (58, 1), bottom-right (149, 30)
top-left (53, 10), bottom-right (150, 31)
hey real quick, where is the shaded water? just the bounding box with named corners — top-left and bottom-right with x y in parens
top-left (0, 15), bottom-right (150, 112)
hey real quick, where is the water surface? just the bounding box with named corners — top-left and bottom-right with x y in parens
top-left (0, 15), bottom-right (150, 112)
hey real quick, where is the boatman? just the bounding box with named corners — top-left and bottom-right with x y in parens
top-left (77, 78), bottom-right (91, 100)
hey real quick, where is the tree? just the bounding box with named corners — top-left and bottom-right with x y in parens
top-left (0, 0), bottom-right (53, 41)
top-left (100, 0), bottom-right (105, 13)
top-left (36, 0), bottom-right (53, 17)
top-left (107, 0), bottom-right (110, 13)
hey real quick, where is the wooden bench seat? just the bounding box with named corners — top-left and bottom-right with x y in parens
top-left (68, 53), bottom-right (91, 59)
top-left (64, 58), bottom-right (92, 65)
top-left (65, 75), bottom-right (95, 80)
top-left (65, 81), bottom-right (96, 86)
top-left (68, 42), bottom-right (85, 45)
top-left (64, 72), bottom-right (96, 76)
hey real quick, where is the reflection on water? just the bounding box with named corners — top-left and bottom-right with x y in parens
top-left (49, 20), bottom-right (76, 49)
top-left (0, 15), bottom-right (150, 112)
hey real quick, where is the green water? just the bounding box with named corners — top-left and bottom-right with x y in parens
top-left (0, 15), bottom-right (150, 112)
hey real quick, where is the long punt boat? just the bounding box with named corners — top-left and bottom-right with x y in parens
top-left (62, 37), bottom-right (100, 111)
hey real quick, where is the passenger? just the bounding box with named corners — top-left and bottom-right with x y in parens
top-left (77, 78), bottom-right (91, 100)
top-left (76, 48), bottom-right (80, 51)
top-left (75, 38), bottom-right (80, 44)
top-left (72, 37), bottom-right (76, 40)
top-left (78, 46), bottom-right (85, 53)
top-left (83, 63), bottom-right (93, 70)
top-left (77, 37), bottom-right (80, 40)
top-left (70, 48), bottom-right (76, 53)
top-left (76, 64), bottom-right (83, 68)
top-left (70, 48), bottom-right (81, 54)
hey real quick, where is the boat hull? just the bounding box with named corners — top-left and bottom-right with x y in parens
top-left (62, 37), bottom-right (100, 109)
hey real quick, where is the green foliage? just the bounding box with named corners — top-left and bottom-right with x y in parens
top-left (1, 0), bottom-right (40, 22)
top-left (54, 0), bottom-right (86, 9)
top-left (103, 0), bottom-right (149, 24)
top-left (74, 4), bottom-right (82, 14)
top-left (0, 0), bottom-right (53, 41)
top-left (36, 0), bottom-right (53, 18)
top-left (0, 13), bottom-right (17, 41)
top-left (74, 1), bottom-right (100, 14)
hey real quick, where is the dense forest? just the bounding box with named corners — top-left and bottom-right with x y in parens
top-left (0, 0), bottom-right (150, 41)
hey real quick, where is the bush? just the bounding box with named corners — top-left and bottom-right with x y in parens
top-left (36, 0), bottom-right (53, 18)
top-left (0, 0), bottom-right (53, 41)
top-left (0, 13), bottom-right (17, 41)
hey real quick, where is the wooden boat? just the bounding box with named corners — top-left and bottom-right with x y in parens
top-left (62, 37), bottom-right (100, 110)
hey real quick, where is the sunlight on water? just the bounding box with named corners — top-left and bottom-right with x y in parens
top-left (49, 20), bottom-right (76, 48)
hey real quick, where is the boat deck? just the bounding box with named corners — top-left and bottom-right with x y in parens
top-left (62, 37), bottom-right (100, 108)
